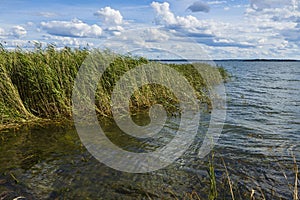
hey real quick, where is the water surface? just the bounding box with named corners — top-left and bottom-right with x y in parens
top-left (0, 61), bottom-right (299, 199)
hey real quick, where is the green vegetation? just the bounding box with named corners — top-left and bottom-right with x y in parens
top-left (0, 45), bottom-right (228, 128)
top-left (0, 45), bottom-right (87, 125)
top-left (208, 153), bottom-right (218, 200)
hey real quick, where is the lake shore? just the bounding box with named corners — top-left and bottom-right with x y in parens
top-left (0, 46), bottom-right (228, 130)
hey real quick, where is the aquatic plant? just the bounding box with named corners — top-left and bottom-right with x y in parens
top-left (0, 45), bottom-right (228, 127)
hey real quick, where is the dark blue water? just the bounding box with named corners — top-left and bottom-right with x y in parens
top-left (0, 61), bottom-right (299, 199)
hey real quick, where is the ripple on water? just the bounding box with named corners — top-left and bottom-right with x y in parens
top-left (0, 61), bottom-right (299, 199)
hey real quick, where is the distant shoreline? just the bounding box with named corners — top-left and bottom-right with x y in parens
top-left (150, 59), bottom-right (300, 62)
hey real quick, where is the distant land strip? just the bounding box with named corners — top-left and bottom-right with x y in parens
top-left (149, 59), bottom-right (300, 62)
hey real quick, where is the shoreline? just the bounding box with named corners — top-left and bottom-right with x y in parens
top-left (0, 47), bottom-right (228, 131)
top-left (150, 59), bottom-right (300, 62)
top-left (0, 118), bottom-right (74, 132)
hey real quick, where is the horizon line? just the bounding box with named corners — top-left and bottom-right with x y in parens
top-left (149, 58), bottom-right (300, 62)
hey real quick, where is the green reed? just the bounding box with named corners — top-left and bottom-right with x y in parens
top-left (0, 45), bottom-right (228, 126)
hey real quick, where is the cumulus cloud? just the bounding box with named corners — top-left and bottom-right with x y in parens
top-left (245, 3), bottom-right (300, 49)
top-left (151, 2), bottom-right (211, 29)
top-left (40, 19), bottom-right (102, 38)
top-left (187, 1), bottom-right (210, 13)
top-left (0, 26), bottom-right (27, 39)
top-left (11, 26), bottom-right (27, 38)
top-left (151, 2), bottom-right (177, 25)
top-left (151, 2), bottom-right (255, 48)
top-left (142, 28), bottom-right (170, 42)
top-left (94, 7), bottom-right (123, 25)
top-left (42, 35), bottom-right (94, 47)
top-left (245, 5), bottom-right (300, 34)
top-left (250, 0), bottom-right (293, 10)
top-left (151, 2), bottom-right (207, 29)
top-left (151, 2), bottom-right (213, 35)
top-left (106, 25), bottom-right (124, 36)
top-left (94, 7), bottom-right (124, 36)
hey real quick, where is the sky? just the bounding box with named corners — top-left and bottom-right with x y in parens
top-left (0, 0), bottom-right (299, 59)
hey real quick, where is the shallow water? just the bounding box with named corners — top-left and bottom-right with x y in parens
top-left (0, 61), bottom-right (299, 199)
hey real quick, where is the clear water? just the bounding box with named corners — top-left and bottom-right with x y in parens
top-left (0, 61), bottom-right (299, 199)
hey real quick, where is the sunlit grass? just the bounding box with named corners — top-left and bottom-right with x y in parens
top-left (0, 45), bottom-right (228, 127)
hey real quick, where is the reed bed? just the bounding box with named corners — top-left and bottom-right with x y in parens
top-left (0, 45), bottom-right (228, 126)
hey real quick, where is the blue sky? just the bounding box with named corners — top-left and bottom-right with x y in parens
top-left (0, 0), bottom-right (299, 59)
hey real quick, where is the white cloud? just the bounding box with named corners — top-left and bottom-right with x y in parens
top-left (0, 28), bottom-right (5, 37)
top-left (150, 1), bottom-right (252, 48)
top-left (0, 26), bottom-right (27, 39)
top-left (42, 35), bottom-right (94, 47)
top-left (106, 26), bottom-right (124, 36)
top-left (207, 1), bottom-right (227, 5)
top-left (245, 5), bottom-right (300, 47)
top-left (151, 2), bottom-right (205, 29)
top-left (142, 28), bottom-right (170, 42)
top-left (107, 26), bottom-right (124, 31)
top-left (27, 22), bottom-right (35, 26)
top-left (94, 7), bottom-right (123, 25)
top-left (11, 26), bottom-right (27, 38)
top-left (94, 7), bottom-right (125, 36)
top-left (101, 27), bottom-right (212, 59)
top-left (0, 0), bottom-right (299, 59)
top-left (151, 2), bottom-right (177, 25)
top-left (37, 12), bottom-right (58, 18)
top-left (149, 0), bottom-right (300, 58)
top-left (40, 19), bottom-right (102, 38)
top-left (187, 1), bottom-right (210, 13)
top-left (250, 0), bottom-right (294, 10)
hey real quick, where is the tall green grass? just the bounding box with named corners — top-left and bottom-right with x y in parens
top-left (0, 45), bottom-right (87, 124)
top-left (0, 45), bottom-right (228, 126)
